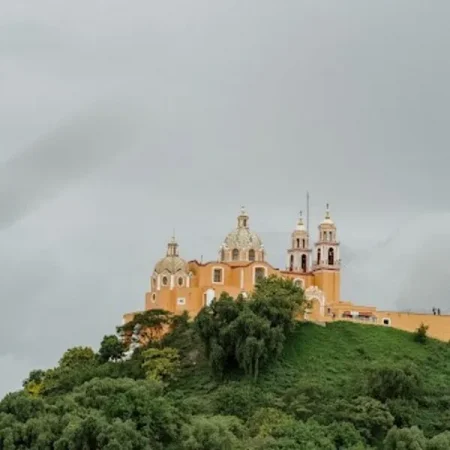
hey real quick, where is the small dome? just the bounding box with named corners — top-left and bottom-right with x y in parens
top-left (154, 256), bottom-right (188, 274)
top-left (154, 236), bottom-right (189, 274)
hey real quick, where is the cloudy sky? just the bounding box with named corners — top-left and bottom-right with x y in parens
top-left (1, 0), bottom-right (450, 396)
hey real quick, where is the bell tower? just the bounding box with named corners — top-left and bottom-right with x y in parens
top-left (313, 204), bottom-right (341, 304)
top-left (286, 211), bottom-right (311, 272)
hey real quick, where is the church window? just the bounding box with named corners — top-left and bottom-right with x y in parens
top-left (289, 254), bottom-right (294, 271)
top-left (177, 276), bottom-right (184, 286)
top-left (301, 254), bottom-right (307, 272)
top-left (151, 293), bottom-right (156, 303)
top-left (296, 238), bottom-right (300, 248)
top-left (329, 231), bottom-right (333, 241)
top-left (162, 276), bottom-right (169, 286)
top-left (243, 219), bottom-right (247, 227)
top-left (328, 248), bottom-right (334, 265)
top-left (302, 239), bottom-right (305, 248)
top-left (232, 249), bottom-right (239, 260)
top-left (317, 249), bottom-right (321, 265)
top-left (255, 267), bottom-right (266, 283)
top-left (249, 249), bottom-right (255, 261)
top-left (213, 268), bottom-right (223, 283)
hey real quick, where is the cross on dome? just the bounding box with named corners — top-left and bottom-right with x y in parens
top-left (321, 203), bottom-right (334, 225)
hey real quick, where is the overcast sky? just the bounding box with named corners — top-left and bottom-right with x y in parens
top-left (1, 0), bottom-right (450, 397)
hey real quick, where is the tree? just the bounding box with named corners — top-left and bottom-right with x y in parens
top-left (98, 335), bottom-right (126, 362)
top-left (117, 309), bottom-right (173, 346)
top-left (366, 363), bottom-right (422, 402)
top-left (142, 347), bottom-right (181, 382)
top-left (427, 431), bottom-right (450, 450)
top-left (384, 426), bottom-right (427, 449)
top-left (327, 396), bottom-right (394, 444)
top-left (59, 346), bottom-right (96, 369)
top-left (414, 323), bottom-right (429, 344)
top-left (249, 275), bottom-right (306, 334)
top-left (22, 369), bottom-right (46, 397)
top-left (194, 278), bottom-right (303, 380)
top-left (181, 415), bottom-right (244, 450)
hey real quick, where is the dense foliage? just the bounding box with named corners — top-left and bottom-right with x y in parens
top-left (2, 276), bottom-right (450, 449)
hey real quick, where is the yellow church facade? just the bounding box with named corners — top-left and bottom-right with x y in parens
top-left (123, 207), bottom-right (450, 342)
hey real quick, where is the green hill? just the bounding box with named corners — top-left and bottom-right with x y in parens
top-left (2, 279), bottom-right (450, 449)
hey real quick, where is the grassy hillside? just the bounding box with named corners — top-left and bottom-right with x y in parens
top-left (2, 279), bottom-right (450, 449)
top-left (172, 321), bottom-right (450, 435)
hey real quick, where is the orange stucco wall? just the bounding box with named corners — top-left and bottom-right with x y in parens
top-left (375, 311), bottom-right (450, 342)
top-left (124, 259), bottom-right (341, 325)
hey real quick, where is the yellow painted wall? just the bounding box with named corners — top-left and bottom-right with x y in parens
top-left (376, 311), bottom-right (450, 342)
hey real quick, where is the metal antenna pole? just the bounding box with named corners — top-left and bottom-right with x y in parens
top-left (306, 191), bottom-right (310, 236)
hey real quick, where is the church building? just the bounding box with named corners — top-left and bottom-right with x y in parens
top-left (123, 206), bottom-right (450, 342)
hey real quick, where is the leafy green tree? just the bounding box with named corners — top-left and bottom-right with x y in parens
top-left (195, 278), bottom-right (303, 380)
top-left (366, 363), bottom-right (422, 402)
top-left (22, 369), bottom-right (46, 397)
top-left (384, 426), bottom-right (427, 449)
top-left (118, 309), bottom-right (173, 346)
top-left (247, 407), bottom-right (296, 438)
top-left (181, 415), bottom-right (244, 450)
top-left (326, 421), bottom-right (365, 449)
top-left (72, 377), bottom-right (183, 446)
top-left (213, 383), bottom-right (263, 419)
top-left (142, 347), bottom-right (181, 382)
top-left (59, 346), bottom-right (96, 368)
top-left (233, 309), bottom-right (281, 381)
top-left (249, 275), bottom-right (306, 334)
top-left (98, 335), bottom-right (126, 362)
top-left (326, 396), bottom-right (394, 444)
top-left (386, 399), bottom-right (419, 428)
top-left (427, 431), bottom-right (450, 450)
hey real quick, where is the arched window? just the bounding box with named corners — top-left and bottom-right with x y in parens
top-left (232, 249), bottom-right (239, 261)
top-left (329, 231), bottom-right (333, 241)
top-left (317, 249), bottom-right (321, 265)
top-left (302, 239), bottom-right (306, 248)
top-left (289, 254), bottom-right (294, 271)
top-left (249, 249), bottom-right (255, 261)
top-left (296, 238), bottom-right (300, 248)
top-left (301, 254), bottom-right (307, 272)
top-left (328, 248), bottom-right (334, 265)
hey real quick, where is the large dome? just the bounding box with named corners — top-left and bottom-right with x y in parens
top-left (154, 237), bottom-right (189, 274)
top-left (219, 207), bottom-right (265, 263)
top-left (223, 227), bottom-right (263, 250)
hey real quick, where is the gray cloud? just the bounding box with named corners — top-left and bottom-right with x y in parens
top-left (1, 0), bottom-right (449, 396)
